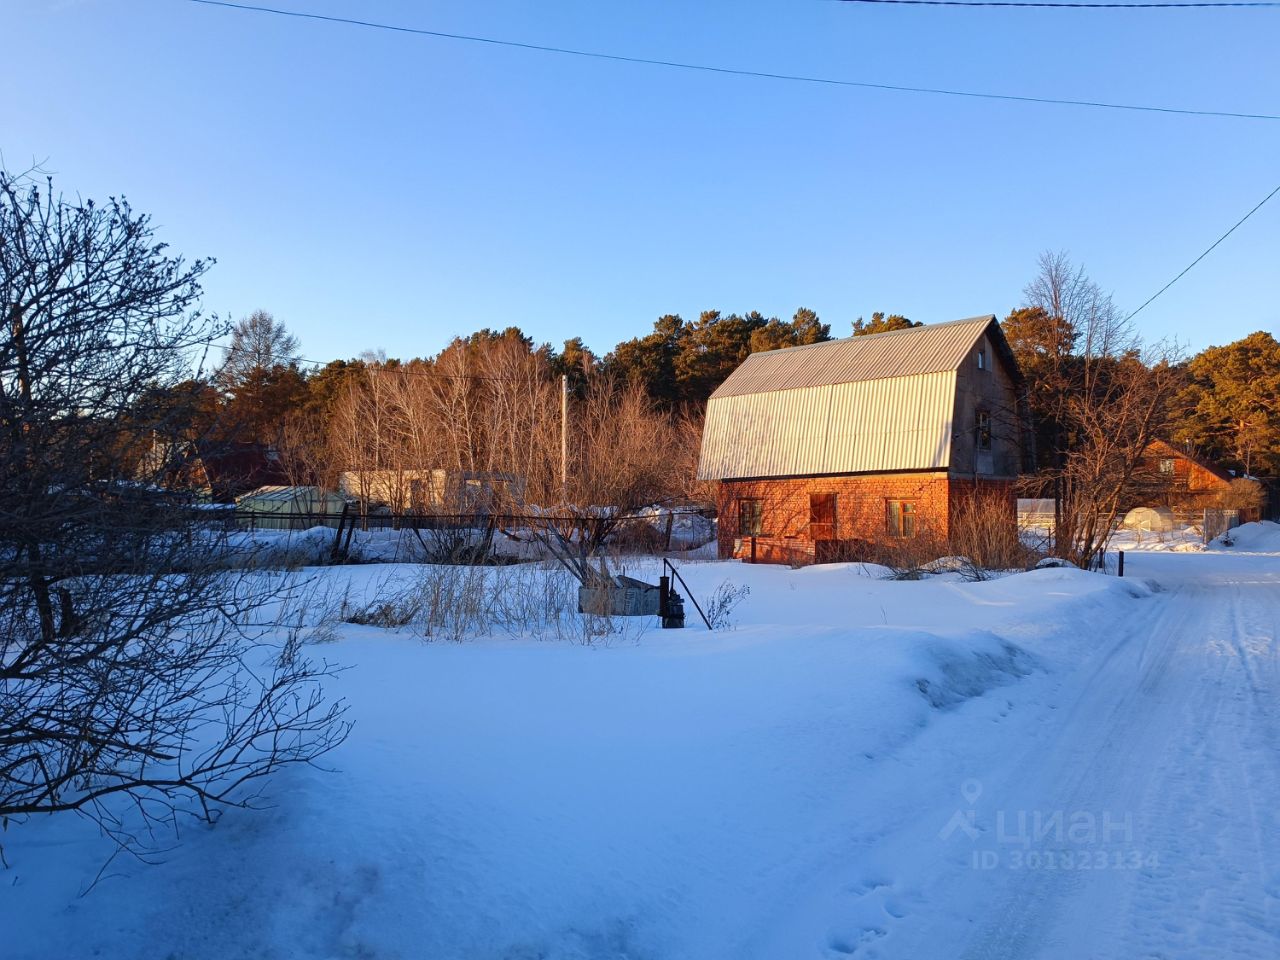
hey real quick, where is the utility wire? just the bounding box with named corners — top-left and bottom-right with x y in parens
top-left (181, 0), bottom-right (1280, 121)
top-left (833, 0), bottom-right (1280, 7)
top-left (1125, 181), bottom-right (1280, 321)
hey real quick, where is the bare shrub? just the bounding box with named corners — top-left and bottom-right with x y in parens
top-left (491, 561), bottom-right (582, 641)
top-left (705, 581), bottom-right (750, 630)
top-left (949, 492), bottom-right (1039, 573)
top-left (870, 497), bottom-right (1036, 582)
top-left (607, 518), bottom-right (666, 556)
top-left (231, 528), bottom-right (344, 571)
top-left (0, 167), bottom-right (349, 859)
top-left (332, 561), bottom-right (643, 645)
top-left (340, 593), bottom-right (421, 629)
top-left (406, 564), bottom-right (494, 641)
top-left (1218, 477), bottom-right (1265, 514)
top-left (412, 523), bottom-right (498, 565)
top-left (872, 515), bottom-right (951, 579)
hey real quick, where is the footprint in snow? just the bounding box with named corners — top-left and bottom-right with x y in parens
top-left (827, 925), bottom-right (886, 955)
top-left (827, 877), bottom-right (915, 956)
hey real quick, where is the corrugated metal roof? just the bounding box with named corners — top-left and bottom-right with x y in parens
top-left (237, 485), bottom-right (343, 504)
top-left (697, 371), bottom-right (956, 480)
top-left (710, 315), bottom-right (997, 399)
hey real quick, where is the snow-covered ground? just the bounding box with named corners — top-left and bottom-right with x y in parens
top-left (1112, 518), bottom-right (1280, 555)
top-left (5, 546), bottom-right (1280, 958)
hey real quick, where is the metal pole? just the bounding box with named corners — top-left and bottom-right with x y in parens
top-left (560, 373), bottom-right (568, 502)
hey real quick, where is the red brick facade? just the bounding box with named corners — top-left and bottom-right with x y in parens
top-left (716, 472), bottom-right (1015, 564)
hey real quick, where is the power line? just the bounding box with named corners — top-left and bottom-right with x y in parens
top-left (181, 0), bottom-right (1280, 121)
top-left (1125, 181), bottom-right (1280, 322)
top-left (833, 0), bottom-right (1280, 7)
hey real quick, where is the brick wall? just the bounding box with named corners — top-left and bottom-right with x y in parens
top-left (716, 472), bottom-right (1015, 563)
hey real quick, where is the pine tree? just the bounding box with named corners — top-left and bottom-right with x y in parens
top-left (851, 312), bottom-right (919, 336)
top-left (1171, 331), bottom-right (1280, 476)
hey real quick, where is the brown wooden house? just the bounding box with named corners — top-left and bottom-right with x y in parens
top-left (696, 315), bottom-right (1030, 564)
top-left (1129, 440), bottom-right (1259, 521)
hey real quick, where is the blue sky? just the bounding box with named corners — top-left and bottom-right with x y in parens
top-left (7, 0), bottom-right (1279, 363)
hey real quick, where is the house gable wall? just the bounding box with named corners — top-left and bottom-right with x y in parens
top-left (950, 330), bottom-right (1023, 479)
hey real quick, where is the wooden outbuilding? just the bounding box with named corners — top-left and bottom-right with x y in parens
top-left (697, 315), bottom-right (1030, 564)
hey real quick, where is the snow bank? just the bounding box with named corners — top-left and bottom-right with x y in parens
top-left (1113, 520), bottom-right (1280, 555)
top-left (1215, 519), bottom-right (1280, 552)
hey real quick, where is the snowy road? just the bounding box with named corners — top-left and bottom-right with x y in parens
top-left (956, 554), bottom-right (1280, 959)
top-left (762, 552), bottom-right (1280, 959)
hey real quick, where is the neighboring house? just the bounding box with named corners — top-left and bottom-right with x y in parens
top-left (697, 315), bottom-right (1030, 565)
top-left (338, 468), bottom-right (525, 514)
top-left (1129, 440), bottom-right (1259, 521)
top-left (194, 441), bottom-right (290, 503)
top-left (146, 439), bottom-right (288, 503)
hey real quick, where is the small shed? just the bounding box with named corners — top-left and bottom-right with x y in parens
top-left (338, 468), bottom-right (525, 514)
top-left (236, 485), bottom-right (348, 530)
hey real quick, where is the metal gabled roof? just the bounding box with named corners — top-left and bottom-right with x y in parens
top-left (709, 315), bottom-right (998, 399)
top-left (697, 370), bottom-right (956, 480)
top-left (237, 485), bottom-right (341, 504)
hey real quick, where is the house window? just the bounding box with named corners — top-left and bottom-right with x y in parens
top-left (976, 410), bottom-right (992, 451)
top-left (977, 348), bottom-right (987, 370)
top-left (738, 498), bottom-right (764, 537)
top-left (886, 499), bottom-right (917, 538)
top-left (1159, 458), bottom-right (1176, 476)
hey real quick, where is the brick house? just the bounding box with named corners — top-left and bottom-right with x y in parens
top-left (697, 315), bottom-right (1031, 564)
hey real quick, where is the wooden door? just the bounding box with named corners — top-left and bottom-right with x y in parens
top-left (809, 493), bottom-right (837, 541)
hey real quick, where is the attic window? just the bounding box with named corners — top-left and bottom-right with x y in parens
top-left (977, 348), bottom-right (987, 370)
top-left (1159, 458), bottom-right (1176, 475)
top-left (976, 410), bottom-right (992, 451)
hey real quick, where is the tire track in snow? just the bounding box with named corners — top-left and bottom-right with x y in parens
top-left (959, 561), bottom-right (1280, 959)
top-left (955, 581), bottom-right (1192, 960)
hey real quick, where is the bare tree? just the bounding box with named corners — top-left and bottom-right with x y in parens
top-left (0, 168), bottom-right (348, 856)
top-left (317, 332), bottom-right (690, 573)
top-left (1016, 252), bottom-right (1183, 567)
top-left (533, 378), bottom-right (685, 578)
